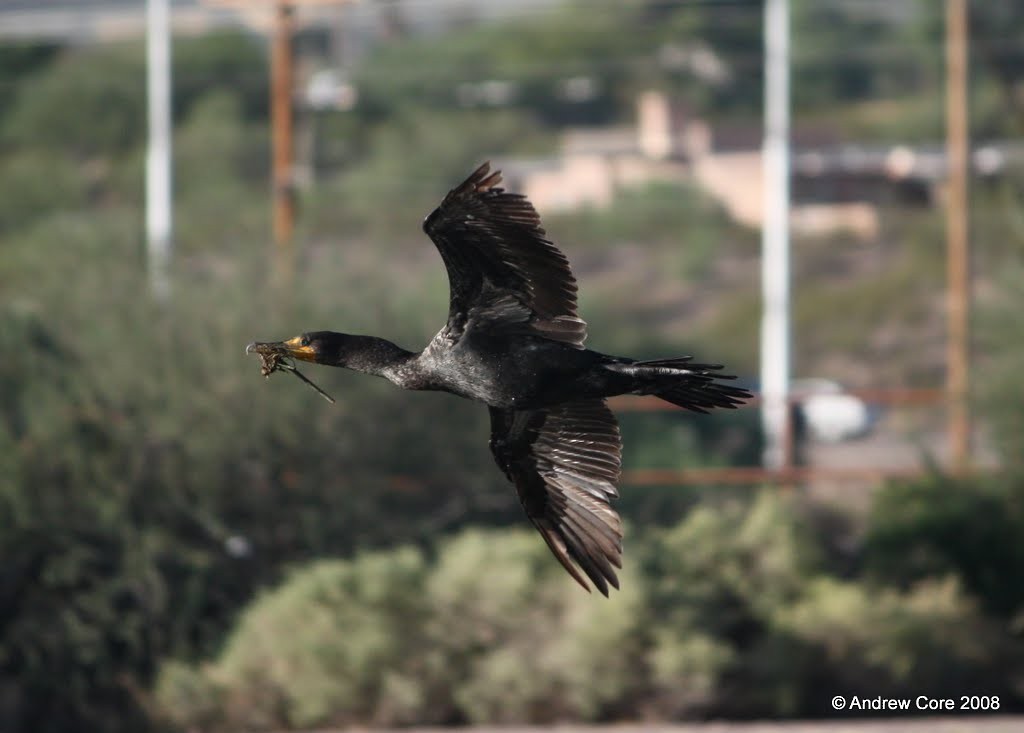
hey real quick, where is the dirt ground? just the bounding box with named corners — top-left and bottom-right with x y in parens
top-left (348, 720), bottom-right (1023, 733)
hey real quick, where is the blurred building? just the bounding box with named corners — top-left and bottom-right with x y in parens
top-left (500, 89), bottom-right (1020, 241)
top-left (0, 0), bottom-right (233, 40)
top-left (0, 0), bottom-right (555, 42)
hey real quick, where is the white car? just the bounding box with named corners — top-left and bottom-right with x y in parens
top-left (792, 378), bottom-right (875, 443)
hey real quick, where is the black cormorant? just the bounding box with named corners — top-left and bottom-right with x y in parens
top-left (247, 162), bottom-right (750, 595)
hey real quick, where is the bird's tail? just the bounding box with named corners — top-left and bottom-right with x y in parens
top-left (628, 357), bottom-right (751, 414)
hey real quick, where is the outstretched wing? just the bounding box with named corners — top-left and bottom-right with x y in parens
top-left (489, 399), bottom-right (623, 595)
top-left (423, 162), bottom-right (587, 348)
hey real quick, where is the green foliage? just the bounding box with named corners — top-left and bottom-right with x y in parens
top-left (0, 214), bottom-right (507, 731)
top-left (0, 42), bottom-right (60, 129)
top-left (352, 2), bottom-right (644, 126)
top-left (213, 550), bottom-right (430, 728)
top-left (788, 206), bottom-right (947, 384)
top-left (791, 0), bottom-right (922, 108)
top-left (158, 493), bottom-right (1023, 729)
top-left (778, 576), bottom-right (1002, 691)
top-left (159, 530), bottom-right (648, 728)
top-left (977, 189), bottom-right (1024, 467)
top-left (864, 475), bottom-right (1024, 620)
top-left (0, 32), bottom-right (265, 160)
top-left (0, 150), bottom-right (92, 234)
top-left (761, 575), bottom-right (1018, 717)
top-left (648, 0), bottom-right (763, 114)
top-left (909, 0), bottom-right (1024, 137)
top-left (303, 107), bottom-right (550, 242)
top-left (549, 181), bottom-right (750, 262)
top-left (156, 661), bottom-right (225, 732)
top-left (4, 4), bottom-right (1022, 730)
top-left (172, 32), bottom-right (268, 124)
top-left (650, 493), bottom-right (821, 623)
top-left (353, 0), bottom-right (925, 125)
top-left (173, 92), bottom-right (270, 252)
top-left (427, 530), bottom-right (646, 723)
top-left (2, 43), bottom-right (145, 157)
top-left (640, 492), bottom-right (821, 717)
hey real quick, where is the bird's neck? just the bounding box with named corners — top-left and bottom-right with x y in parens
top-left (342, 336), bottom-right (417, 383)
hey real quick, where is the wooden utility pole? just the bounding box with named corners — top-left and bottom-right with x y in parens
top-left (946, 0), bottom-right (970, 471)
top-left (271, 0), bottom-right (296, 283)
top-left (205, 0), bottom-right (353, 287)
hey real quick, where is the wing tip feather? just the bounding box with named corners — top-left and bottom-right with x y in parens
top-left (467, 160), bottom-right (502, 192)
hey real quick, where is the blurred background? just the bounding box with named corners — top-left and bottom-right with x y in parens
top-left (1, 0), bottom-right (1023, 731)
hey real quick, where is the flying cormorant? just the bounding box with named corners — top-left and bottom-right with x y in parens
top-left (247, 162), bottom-right (750, 595)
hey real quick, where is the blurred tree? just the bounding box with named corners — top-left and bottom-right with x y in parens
top-left (303, 107), bottom-right (549, 241)
top-left (10, 5), bottom-right (1016, 729)
top-left (640, 492), bottom-right (821, 717)
top-left (864, 474), bottom-right (1024, 621)
top-left (967, 3), bottom-right (1024, 133)
top-left (646, 0), bottom-right (763, 114)
top-left (172, 32), bottom-right (268, 124)
top-left (771, 575), bottom-right (1018, 715)
top-left (791, 0), bottom-right (913, 108)
top-left (0, 42), bottom-right (59, 130)
top-left (2, 44), bottom-right (146, 157)
top-left (156, 499), bottom-right (1023, 729)
top-left (353, 2), bottom-right (640, 127)
top-left (0, 150), bottom-right (91, 234)
top-left (1, 32), bottom-right (265, 161)
top-left (909, 0), bottom-right (1024, 136)
top-left (976, 186), bottom-right (1024, 471)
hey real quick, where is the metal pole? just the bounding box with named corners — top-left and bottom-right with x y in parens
top-left (271, 0), bottom-right (296, 282)
top-left (760, 0), bottom-right (791, 470)
top-left (146, 0), bottom-right (173, 300)
top-left (946, 0), bottom-right (970, 471)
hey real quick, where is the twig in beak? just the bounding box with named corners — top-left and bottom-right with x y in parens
top-left (254, 350), bottom-right (335, 404)
top-left (278, 361), bottom-right (336, 404)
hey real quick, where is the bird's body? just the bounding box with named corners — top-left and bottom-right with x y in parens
top-left (369, 330), bottom-right (604, 409)
top-left (411, 333), bottom-right (585, 407)
top-left (248, 162), bottom-right (750, 595)
top-left (336, 330), bottom-right (729, 412)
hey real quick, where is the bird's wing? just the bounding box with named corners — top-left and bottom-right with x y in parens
top-left (489, 399), bottom-right (623, 595)
top-left (422, 161), bottom-right (587, 348)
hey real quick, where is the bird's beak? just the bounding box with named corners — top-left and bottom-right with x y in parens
top-left (246, 338), bottom-right (335, 403)
top-left (245, 337), bottom-right (316, 363)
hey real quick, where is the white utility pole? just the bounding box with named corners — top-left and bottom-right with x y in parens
top-left (760, 0), bottom-right (791, 470)
top-left (147, 0), bottom-right (173, 299)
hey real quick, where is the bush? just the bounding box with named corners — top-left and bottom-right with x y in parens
top-left (428, 530), bottom-right (646, 723)
top-left (640, 492), bottom-right (823, 717)
top-left (2, 44), bottom-right (146, 157)
top-left (979, 257), bottom-right (1024, 469)
top-left (210, 549), bottom-right (430, 729)
top-left (160, 530), bottom-right (647, 729)
top-left (771, 576), bottom-right (1019, 714)
top-left (1, 32), bottom-right (265, 160)
top-left (0, 150), bottom-right (90, 234)
top-left (157, 493), bottom-right (1023, 729)
top-left (0, 184), bottom-right (505, 731)
top-left (864, 474), bottom-right (1024, 619)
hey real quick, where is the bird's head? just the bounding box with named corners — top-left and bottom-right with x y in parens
top-left (247, 331), bottom-right (412, 398)
top-left (246, 331), bottom-right (351, 367)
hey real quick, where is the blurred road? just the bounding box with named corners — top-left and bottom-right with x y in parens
top-left (356, 721), bottom-right (1023, 733)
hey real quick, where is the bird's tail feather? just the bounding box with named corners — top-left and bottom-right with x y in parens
top-left (632, 357), bottom-right (751, 414)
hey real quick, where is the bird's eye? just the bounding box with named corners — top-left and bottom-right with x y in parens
top-left (300, 335), bottom-right (311, 347)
